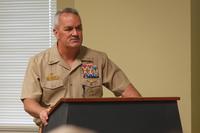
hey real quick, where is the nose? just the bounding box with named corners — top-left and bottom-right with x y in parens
top-left (72, 28), bottom-right (78, 36)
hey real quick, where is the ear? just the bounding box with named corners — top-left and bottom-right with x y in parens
top-left (53, 28), bottom-right (59, 39)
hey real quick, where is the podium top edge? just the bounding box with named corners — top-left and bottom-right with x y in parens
top-left (58, 97), bottom-right (180, 103)
top-left (47, 97), bottom-right (180, 119)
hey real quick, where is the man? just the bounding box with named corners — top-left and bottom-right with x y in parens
top-left (21, 7), bottom-right (141, 127)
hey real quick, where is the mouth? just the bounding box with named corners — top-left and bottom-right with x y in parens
top-left (70, 38), bottom-right (81, 44)
top-left (71, 39), bottom-right (80, 42)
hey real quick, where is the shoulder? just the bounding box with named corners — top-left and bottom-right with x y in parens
top-left (29, 47), bottom-right (52, 65)
top-left (81, 46), bottom-right (108, 59)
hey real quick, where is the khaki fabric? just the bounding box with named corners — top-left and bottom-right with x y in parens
top-left (21, 44), bottom-right (131, 125)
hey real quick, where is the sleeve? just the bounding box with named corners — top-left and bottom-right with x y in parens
top-left (102, 54), bottom-right (131, 96)
top-left (20, 57), bottom-right (42, 102)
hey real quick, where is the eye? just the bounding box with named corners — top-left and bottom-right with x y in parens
top-left (76, 25), bottom-right (82, 31)
top-left (64, 27), bottom-right (73, 31)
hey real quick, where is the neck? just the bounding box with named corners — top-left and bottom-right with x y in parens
top-left (57, 44), bottom-right (80, 65)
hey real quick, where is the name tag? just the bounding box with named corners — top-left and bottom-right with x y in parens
top-left (46, 73), bottom-right (59, 81)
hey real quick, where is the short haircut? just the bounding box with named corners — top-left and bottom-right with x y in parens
top-left (54, 7), bottom-right (80, 27)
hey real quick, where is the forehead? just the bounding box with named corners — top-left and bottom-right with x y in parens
top-left (58, 13), bottom-right (81, 26)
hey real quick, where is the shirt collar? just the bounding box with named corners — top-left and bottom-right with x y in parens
top-left (77, 46), bottom-right (94, 63)
top-left (48, 44), bottom-right (61, 65)
top-left (48, 44), bottom-right (93, 65)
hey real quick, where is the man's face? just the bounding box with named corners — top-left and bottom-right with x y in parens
top-left (54, 13), bottom-right (83, 48)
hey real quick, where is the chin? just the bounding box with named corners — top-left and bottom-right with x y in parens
top-left (69, 43), bottom-right (82, 48)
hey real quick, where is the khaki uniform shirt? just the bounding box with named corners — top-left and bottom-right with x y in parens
top-left (21, 45), bottom-right (130, 124)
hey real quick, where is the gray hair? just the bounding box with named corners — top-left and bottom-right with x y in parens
top-left (54, 7), bottom-right (80, 27)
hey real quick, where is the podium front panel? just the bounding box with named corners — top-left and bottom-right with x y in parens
top-left (42, 98), bottom-right (182, 133)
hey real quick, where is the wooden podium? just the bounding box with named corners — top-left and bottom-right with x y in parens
top-left (41, 97), bottom-right (182, 133)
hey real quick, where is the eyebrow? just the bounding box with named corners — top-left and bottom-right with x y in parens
top-left (64, 24), bottom-right (82, 28)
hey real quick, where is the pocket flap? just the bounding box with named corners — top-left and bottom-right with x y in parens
top-left (41, 80), bottom-right (64, 90)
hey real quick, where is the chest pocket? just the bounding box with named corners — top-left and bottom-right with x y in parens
top-left (82, 79), bottom-right (103, 98)
top-left (41, 80), bottom-right (64, 105)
